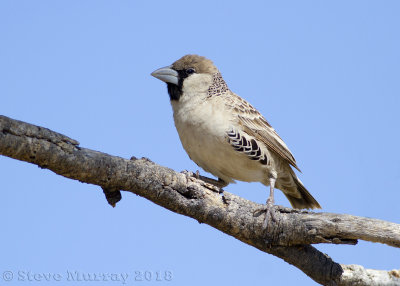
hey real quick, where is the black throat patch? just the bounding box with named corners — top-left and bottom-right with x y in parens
top-left (167, 83), bottom-right (182, 101)
top-left (167, 70), bottom-right (192, 101)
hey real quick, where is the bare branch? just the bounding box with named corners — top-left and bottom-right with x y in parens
top-left (1, 115), bottom-right (399, 286)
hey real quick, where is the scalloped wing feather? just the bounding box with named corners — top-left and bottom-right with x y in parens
top-left (226, 93), bottom-right (301, 172)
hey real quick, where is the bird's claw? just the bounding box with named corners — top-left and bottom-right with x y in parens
top-left (181, 170), bottom-right (226, 196)
top-left (263, 199), bottom-right (277, 228)
top-left (253, 200), bottom-right (278, 229)
top-left (181, 170), bottom-right (195, 180)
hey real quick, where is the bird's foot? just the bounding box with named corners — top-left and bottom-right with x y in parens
top-left (199, 176), bottom-right (227, 190)
top-left (181, 170), bottom-right (226, 189)
top-left (180, 170), bottom-right (226, 195)
top-left (181, 170), bottom-right (195, 179)
top-left (254, 198), bottom-right (278, 229)
top-left (181, 170), bottom-right (199, 185)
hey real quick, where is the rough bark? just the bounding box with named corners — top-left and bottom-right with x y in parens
top-left (1, 115), bottom-right (399, 286)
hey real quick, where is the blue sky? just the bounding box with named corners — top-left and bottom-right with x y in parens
top-left (1, 1), bottom-right (399, 285)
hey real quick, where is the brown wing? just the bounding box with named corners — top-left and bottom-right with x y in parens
top-left (226, 93), bottom-right (301, 172)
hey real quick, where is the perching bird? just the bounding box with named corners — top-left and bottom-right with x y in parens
top-left (151, 55), bottom-right (321, 222)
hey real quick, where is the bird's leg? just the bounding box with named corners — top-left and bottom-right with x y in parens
top-left (253, 175), bottom-right (278, 229)
top-left (217, 178), bottom-right (228, 193)
top-left (263, 177), bottom-right (277, 227)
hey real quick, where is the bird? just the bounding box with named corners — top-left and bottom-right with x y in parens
top-left (151, 54), bottom-right (321, 224)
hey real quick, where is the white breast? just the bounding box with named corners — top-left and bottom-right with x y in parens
top-left (171, 95), bottom-right (268, 184)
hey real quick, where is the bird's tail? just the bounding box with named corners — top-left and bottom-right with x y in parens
top-left (284, 172), bottom-right (321, 210)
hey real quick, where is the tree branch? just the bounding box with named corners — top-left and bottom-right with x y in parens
top-left (1, 115), bottom-right (399, 286)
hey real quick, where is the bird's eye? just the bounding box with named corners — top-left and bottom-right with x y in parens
top-left (186, 68), bottom-right (196, 75)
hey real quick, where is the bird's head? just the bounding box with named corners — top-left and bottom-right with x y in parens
top-left (151, 54), bottom-right (219, 101)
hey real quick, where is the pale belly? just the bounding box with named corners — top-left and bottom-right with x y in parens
top-left (175, 119), bottom-right (268, 184)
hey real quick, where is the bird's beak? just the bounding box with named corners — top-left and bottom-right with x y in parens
top-left (151, 65), bottom-right (179, 85)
